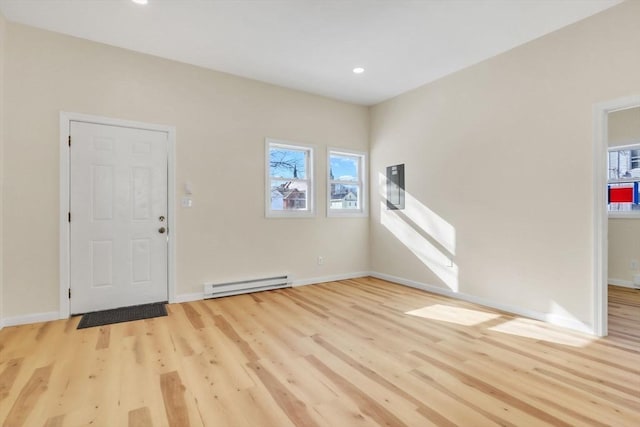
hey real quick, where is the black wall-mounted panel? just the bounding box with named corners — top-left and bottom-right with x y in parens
top-left (386, 164), bottom-right (405, 210)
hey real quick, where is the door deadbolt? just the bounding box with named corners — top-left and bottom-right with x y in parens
top-left (159, 215), bottom-right (165, 222)
top-left (158, 227), bottom-right (166, 234)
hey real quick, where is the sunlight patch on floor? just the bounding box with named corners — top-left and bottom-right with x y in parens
top-left (489, 318), bottom-right (596, 347)
top-left (406, 304), bottom-right (500, 326)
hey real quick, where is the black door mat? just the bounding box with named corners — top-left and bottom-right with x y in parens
top-left (77, 302), bottom-right (167, 329)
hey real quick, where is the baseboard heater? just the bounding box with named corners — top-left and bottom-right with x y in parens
top-left (204, 275), bottom-right (291, 299)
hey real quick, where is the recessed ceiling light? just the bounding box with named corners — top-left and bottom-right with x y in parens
top-left (132, 0), bottom-right (148, 5)
top-left (353, 67), bottom-right (365, 74)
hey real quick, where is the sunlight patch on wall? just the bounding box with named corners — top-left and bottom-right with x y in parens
top-left (378, 173), bottom-right (456, 255)
top-left (406, 304), bottom-right (500, 326)
top-left (381, 201), bottom-right (459, 291)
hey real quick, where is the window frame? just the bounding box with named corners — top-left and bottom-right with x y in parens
top-left (327, 147), bottom-right (367, 217)
top-left (607, 142), bottom-right (640, 218)
top-left (265, 138), bottom-right (315, 218)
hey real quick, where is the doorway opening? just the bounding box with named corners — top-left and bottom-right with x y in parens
top-left (593, 95), bottom-right (640, 336)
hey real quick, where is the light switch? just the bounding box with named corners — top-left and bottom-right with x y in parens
top-left (181, 197), bottom-right (193, 208)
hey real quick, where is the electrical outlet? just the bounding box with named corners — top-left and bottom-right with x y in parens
top-left (317, 256), bottom-right (324, 265)
top-left (631, 260), bottom-right (639, 271)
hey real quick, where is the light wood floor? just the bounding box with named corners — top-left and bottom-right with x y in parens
top-left (1, 278), bottom-right (639, 426)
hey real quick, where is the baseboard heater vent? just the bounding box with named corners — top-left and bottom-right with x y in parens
top-left (204, 275), bottom-right (290, 299)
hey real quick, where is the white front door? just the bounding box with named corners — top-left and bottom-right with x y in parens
top-left (70, 121), bottom-right (168, 314)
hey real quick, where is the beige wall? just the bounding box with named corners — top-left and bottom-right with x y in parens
top-left (609, 218), bottom-right (640, 285)
top-left (0, 11), bottom-right (5, 325)
top-left (608, 107), bottom-right (640, 147)
top-left (370, 1), bottom-right (640, 331)
top-left (2, 23), bottom-right (369, 318)
top-left (608, 107), bottom-right (640, 285)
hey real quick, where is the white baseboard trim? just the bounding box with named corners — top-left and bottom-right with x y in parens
top-left (370, 271), bottom-right (594, 335)
top-left (3, 311), bottom-right (60, 327)
top-left (173, 292), bottom-right (206, 304)
top-left (292, 272), bottom-right (370, 287)
top-left (608, 278), bottom-right (639, 289)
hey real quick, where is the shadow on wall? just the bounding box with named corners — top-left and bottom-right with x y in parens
top-left (378, 173), bottom-right (458, 291)
top-left (378, 174), bottom-right (592, 334)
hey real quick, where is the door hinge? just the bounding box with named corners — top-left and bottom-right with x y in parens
top-left (68, 288), bottom-right (71, 299)
top-left (68, 135), bottom-right (71, 147)
top-left (68, 212), bottom-right (71, 222)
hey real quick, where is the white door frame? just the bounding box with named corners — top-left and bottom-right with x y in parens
top-left (592, 95), bottom-right (640, 336)
top-left (59, 112), bottom-right (177, 318)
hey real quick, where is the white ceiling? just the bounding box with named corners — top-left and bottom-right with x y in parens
top-left (0, 0), bottom-right (623, 105)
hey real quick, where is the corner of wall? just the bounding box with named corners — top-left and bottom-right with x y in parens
top-left (0, 11), bottom-right (6, 330)
top-left (365, 103), bottom-right (374, 275)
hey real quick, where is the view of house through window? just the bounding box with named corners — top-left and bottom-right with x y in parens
top-left (267, 140), bottom-right (313, 216)
top-left (608, 145), bottom-right (640, 214)
top-left (329, 150), bottom-right (366, 215)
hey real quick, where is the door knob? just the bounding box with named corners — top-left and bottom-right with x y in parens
top-left (158, 227), bottom-right (166, 234)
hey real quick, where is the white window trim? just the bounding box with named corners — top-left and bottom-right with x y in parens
top-left (327, 147), bottom-right (368, 218)
top-left (265, 138), bottom-right (315, 218)
top-left (607, 142), bottom-right (640, 218)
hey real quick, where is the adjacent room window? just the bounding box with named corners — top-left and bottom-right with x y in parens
top-left (266, 139), bottom-right (314, 217)
top-left (608, 144), bottom-right (640, 215)
top-left (328, 149), bottom-right (367, 216)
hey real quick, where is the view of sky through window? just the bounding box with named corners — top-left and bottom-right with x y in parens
top-left (330, 155), bottom-right (358, 181)
top-left (270, 148), bottom-right (306, 179)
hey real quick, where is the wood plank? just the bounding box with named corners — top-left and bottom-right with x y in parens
top-left (0, 359), bottom-right (23, 402)
top-left (305, 354), bottom-right (410, 427)
top-left (246, 361), bottom-right (321, 427)
top-left (3, 365), bottom-right (53, 427)
top-left (95, 326), bottom-right (110, 350)
top-left (212, 314), bottom-right (259, 362)
top-left (128, 407), bottom-right (152, 427)
top-left (43, 414), bottom-right (64, 427)
top-left (181, 303), bottom-right (204, 330)
top-left (159, 371), bottom-right (190, 427)
top-left (311, 335), bottom-right (456, 426)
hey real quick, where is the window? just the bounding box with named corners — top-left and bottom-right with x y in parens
top-left (608, 144), bottom-right (640, 215)
top-left (266, 139), bottom-right (314, 217)
top-left (328, 149), bottom-right (367, 216)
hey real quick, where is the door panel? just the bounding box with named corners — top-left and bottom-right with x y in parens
top-left (132, 239), bottom-right (151, 283)
top-left (92, 165), bottom-right (114, 220)
top-left (91, 240), bottom-right (113, 287)
top-left (70, 121), bottom-right (168, 314)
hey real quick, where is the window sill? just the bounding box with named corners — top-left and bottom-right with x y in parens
top-left (266, 211), bottom-right (315, 219)
top-left (608, 213), bottom-right (640, 219)
top-left (327, 210), bottom-right (368, 218)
